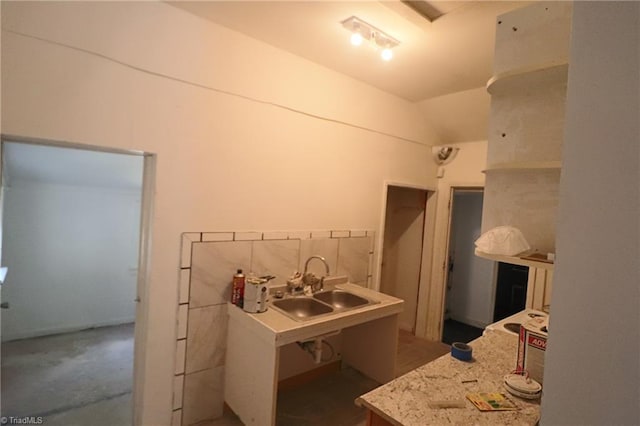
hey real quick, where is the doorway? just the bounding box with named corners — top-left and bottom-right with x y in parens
top-left (441, 189), bottom-right (494, 344)
top-left (379, 185), bottom-right (431, 333)
top-left (0, 138), bottom-right (149, 425)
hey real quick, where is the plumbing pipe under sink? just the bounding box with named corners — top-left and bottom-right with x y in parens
top-left (313, 337), bottom-right (322, 363)
top-left (297, 330), bottom-right (340, 363)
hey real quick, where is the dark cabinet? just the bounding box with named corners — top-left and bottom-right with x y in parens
top-left (493, 262), bottom-right (528, 322)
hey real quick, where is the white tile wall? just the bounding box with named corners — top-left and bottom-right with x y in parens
top-left (337, 236), bottom-right (372, 284)
top-left (175, 339), bottom-right (186, 375)
top-left (251, 239), bottom-right (300, 286)
top-left (202, 232), bottom-right (234, 242)
top-left (190, 241), bottom-right (251, 308)
top-left (311, 230), bottom-right (331, 239)
top-left (183, 367), bottom-right (224, 425)
top-left (287, 231), bottom-right (311, 240)
top-left (177, 304), bottom-right (188, 340)
top-left (262, 231), bottom-right (289, 240)
top-left (179, 269), bottom-right (190, 304)
top-left (176, 229), bottom-right (374, 425)
top-left (234, 231), bottom-right (262, 241)
top-left (299, 238), bottom-right (339, 277)
top-left (186, 305), bottom-right (228, 374)
top-left (171, 410), bottom-right (182, 426)
top-left (181, 233), bottom-right (201, 268)
top-left (331, 230), bottom-right (350, 238)
top-left (173, 375), bottom-right (184, 411)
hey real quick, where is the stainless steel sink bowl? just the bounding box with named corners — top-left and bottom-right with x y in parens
top-left (272, 297), bottom-right (333, 321)
top-left (313, 290), bottom-right (370, 309)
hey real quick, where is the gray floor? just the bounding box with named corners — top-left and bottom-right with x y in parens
top-left (1, 326), bottom-right (448, 426)
top-left (1, 323), bottom-right (134, 426)
top-left (209, 330), bottom-right (450, 426)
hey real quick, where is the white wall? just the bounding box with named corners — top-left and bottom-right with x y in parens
top-left (422, 140), bottom-right (487, 339)
top-left (541, 2), bottom-right (639, 424)
top-left (418, 87), bottom-right (490, 144)
top-left (446, 191), bottom-right (494, 328)
top-left (1, 181), bottom-right (141, 341)
top-left (1, 2), bottom-right (438, 423)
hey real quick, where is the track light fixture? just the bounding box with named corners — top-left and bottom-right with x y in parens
top-left (341, 16), bottom-right (400, 61)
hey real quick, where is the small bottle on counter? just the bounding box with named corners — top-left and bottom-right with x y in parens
top-left (232, 269), bottom-right (245, 308)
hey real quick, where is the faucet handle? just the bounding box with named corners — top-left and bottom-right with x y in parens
top-left (286, 272), bottom-right (304, 294)
top-left (302, 272), bottom-right (323, 293)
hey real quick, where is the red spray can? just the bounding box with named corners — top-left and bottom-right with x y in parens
top-left (232, 269), bottom-right (245, 307)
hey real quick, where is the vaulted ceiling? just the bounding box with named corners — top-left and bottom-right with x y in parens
top-left (4, 2), bottom-right (532, 187)
top-left (169, 1), bottom-right (529, 102)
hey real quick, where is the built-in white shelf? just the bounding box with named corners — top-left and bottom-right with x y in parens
top-left (482, 3), bottom-right (571, 269)
top-left (483, 160), bottom-right (562, 173)
top-left (475, 249), bottom-right (555, 271)
top-left (487, 62), bottom-right (569, 95)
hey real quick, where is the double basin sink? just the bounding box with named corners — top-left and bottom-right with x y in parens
top-left (271, 289), bottom-right (376, 322)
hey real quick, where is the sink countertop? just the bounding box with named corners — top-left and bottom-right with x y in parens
top-left (227, 283), bottom-right (404, 347)
top-left (356, 330), bottom-right (541, 426)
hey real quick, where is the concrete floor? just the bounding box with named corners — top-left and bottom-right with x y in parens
top-left (1, 325), bottom-right (448, 426)
top-left (1, 323), bottom-right (134, 426)
top-left (210, 330), bottom-right (450, 426)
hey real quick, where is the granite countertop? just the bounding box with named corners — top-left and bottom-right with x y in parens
top-left (227, 283), bottom-right (404, 347)
top-left (356, 330), bottom-right (541, 425)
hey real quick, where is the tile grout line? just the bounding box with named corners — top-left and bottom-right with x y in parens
top-left (180, 235), bottom-right (195, 425)
top-left (176, 228), bottom-right (376, 424)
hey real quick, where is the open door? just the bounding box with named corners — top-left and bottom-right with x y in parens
top-left (0, 137), bottom-right (150, 424)
top-left (379, 185), bottom-right (429, 333)
top-left (441, 188), bottom-right (494, 344)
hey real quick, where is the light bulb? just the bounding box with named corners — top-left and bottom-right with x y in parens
top-left (350, 32), bottom-right (363, 46)
top-left (381, 48), bottom-right (393, 61)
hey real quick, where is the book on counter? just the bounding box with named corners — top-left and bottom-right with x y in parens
top-left (466, 393), bottom-right (518, 411)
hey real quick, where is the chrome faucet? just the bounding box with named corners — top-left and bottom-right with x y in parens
top-left (303, 255), bottom-right (330, 292)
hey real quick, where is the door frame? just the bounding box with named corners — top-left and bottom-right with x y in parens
top-left (375, 181), bottom-right (437, 337)
top-left (0, 134), bottom-right (155, 425)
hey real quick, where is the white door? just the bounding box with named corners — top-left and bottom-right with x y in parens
top-left (380, 186), bottom-right (428, 332)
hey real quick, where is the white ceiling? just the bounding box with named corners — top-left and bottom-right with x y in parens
top-left (3, 142), bottom-right (144, 190)
top-left (2, 2), bottom-right (528, 187)
top-left (169, 1), bottom-right (529, 102)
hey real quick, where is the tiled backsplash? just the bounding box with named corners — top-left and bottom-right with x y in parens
top-left (173, 230), bottom-right (375, 426)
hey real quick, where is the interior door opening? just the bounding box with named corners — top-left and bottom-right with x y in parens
top-left (441, 188), bottom-right (494, 345)
top-left (0, 138), bottom-right (149, 425)
top-left (379, 185), bottom-right (430, 334)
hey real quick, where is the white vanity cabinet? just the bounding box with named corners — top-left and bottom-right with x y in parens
top-left (223, 284), bottom-right (403, 426)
